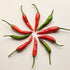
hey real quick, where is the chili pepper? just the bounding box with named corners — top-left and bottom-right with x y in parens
top-left (32, 37), bottom-right (37, 68)
top-left (39, 39), bottom-right (51, 64)
top-left (3, 34), bottom-right (31, 40)
top-left (2, 19), bottom-right (32, 34)
top-left (38, 35), bottom-right (63, 46)
top-left (37, 26), bottom-right (70, 34)
top-left (32, 4), bottom-right (40, 32)
top-left (8, 35), bottom-right (33, 57)
top-left (20, 5), bottom-right (33, 31)
top-left (37, 10), bottom-right (54, 31)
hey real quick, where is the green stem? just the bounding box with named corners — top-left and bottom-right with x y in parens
top-left (32, 4), bottom-right (39, 13)
top-left (20, 5), bottom-right (25, 15)
top-left (32, 56), bottom-right (35, 68)
top-left (49, 53), bottom-right (51, 65)
top-left (3, 35), bottom-right (12, 37)
top-left (59, 27), bottom-right (70, 31)
top-left (54, 41), bottom-right (63, 47)
top-left (8, 49), bottom-right (17, 57)
top-left (2, 19), bottom-right (12, 27)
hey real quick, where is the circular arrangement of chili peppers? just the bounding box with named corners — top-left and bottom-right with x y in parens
top-left (2, 4), bottom-right (70, 68)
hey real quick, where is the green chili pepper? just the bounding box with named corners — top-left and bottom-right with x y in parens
top-left (3, 34), bottom-right (31, 40)
top-left (39, 39), bottom-right (51, 64)
top-left (37, 10), bottom-right (54, 31)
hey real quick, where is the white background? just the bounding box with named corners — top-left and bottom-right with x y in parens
top-left (0, 0), bottom-right (70, 70)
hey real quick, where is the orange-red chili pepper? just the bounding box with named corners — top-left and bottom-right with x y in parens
top-left (38, 35), bottom-right (63, 46)
top-left (2, 19), bottom-right (32, 34)
top-left (8, 35), bottom-right (33, 57)
top-left (20, 5), bottom-right (33, 31)
top-left (32, 4), bottom-right (40, 32)
top-left (32, 37), bottom-right (37, 68)
top-left (37, 26), bottom-right (70, 34)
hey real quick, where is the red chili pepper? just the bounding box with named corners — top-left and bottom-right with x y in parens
top-left (8, 35), bottom-right (33, 57)
top-left (37, 26), bottom-right (70, 34)
top-left (2, 19), bottom-right (32, 34)
top-left (32, 37), bottom-right (37, 68)
top-left (20, 5), bottom-right (33, 31)
top-left (32, 4), bottom-right (40, 32)
top-left (38, 35), bottom-right (63, 46)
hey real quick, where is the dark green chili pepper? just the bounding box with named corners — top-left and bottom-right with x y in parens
top-left (39, 39), bottom-right (51, 64)
top-left (37, 10), bottom-right (54, 31)
top-left (3, 34), bottom-right (31, 40)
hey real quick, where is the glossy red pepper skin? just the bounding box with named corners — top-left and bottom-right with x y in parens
top-left (32, 4), bottom-right (40, 32)
top-left (22, 15), bottom-right (28, 23)
top-left (8, 35), bottom-right (33, 57)
top-left (22, 15), bottom-right (33, 31)
top-left (38, 35), bottom-right (55, 42)
top-left (37, 26), bottom-right (59, 34)
top-left (21, 5), bottom-right (33, 31)
top-left (17, 35), bottom-right (33, 51)
top-left (38, 35), bottom-right (63, 46)
top-left (2, 19), bottom-right (32, 34)
top-left (32, 37), bottom-right (37, 56)
top-left (32, 37), bottom-right (37, 68)
top-left (35, 13), bottom-right (40, 32)
top-left (12, 25), bottom-right (32, 34)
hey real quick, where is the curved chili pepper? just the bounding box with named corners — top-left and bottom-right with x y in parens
top-left (37, 26), bottom-right (70, 34)
top-left (4, 34), bottom-right (31, 40)
top-left (8, 35), bottom-right (33, 57)
top-left (38, 35), bottom-right (63, 46)
top-left (2, 19), bottom-right (32, 34)
top-left (39, 39), bottom-right (51, 64)
top-left (32, 4), bottom-right (40, 32)
top-left (20, 5), bottom-right (33, 31)
top-left (37, 10), bottom-right (54, 31)
top-left (32, 37), bottom-right (37, 68)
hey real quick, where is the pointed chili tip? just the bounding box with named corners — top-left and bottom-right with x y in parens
top-left (51, 9), bottom-right (54, 15)
top-left (38, 38), bottom-right (42, 42)
top-left (31, 28), bottom-right (33, 31)
top-left (35, 29), bottom-right (36, 32)
top-left (37, 28), bottom-right (39, 31)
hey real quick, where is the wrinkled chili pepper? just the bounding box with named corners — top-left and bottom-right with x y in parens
top-left (20, 5), bottom-right (33, 31)
top-left (39, 39), bottom-right (51, 64)
top-left (32, 4), bottom-right (40, 32)
top-left (37, 26), bottom-right (70, 34)
top-left (32, 37), bottom-right (37, 68)
top-left (37, 10), bottom-right (54, 31)
top-left (4, 34), bottom-right (31, 40)
top-left (2, 19), bottom-right (32, 34)
top-left (8, 35), bottom-right (33, 57)
top-left (38, 35), bottom-right (63, 46)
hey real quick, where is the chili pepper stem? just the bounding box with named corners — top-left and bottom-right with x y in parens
top-left (49, 53), bottom-right (51, 65)
top-left (32, 4), bottom-right (39, 13)
top-left (32, 56), bottom-right (35, 68)
top-left (3, 35), bottom-right (12, 37)
top-left (2, 19), bottom-right (12, 27)
top-left (54, 41), bottom-right (63, 47)
top-left (59, 27), bottom-right (70, 31)
top-left (20, 5), bottom-right (25, 15)
top-left (8, 49), bottom-right (17, 57)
